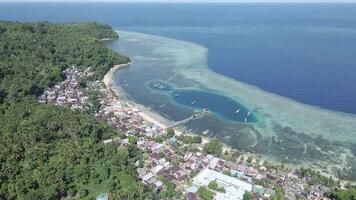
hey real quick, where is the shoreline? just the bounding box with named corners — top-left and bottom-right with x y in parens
top-left (102, 31), bottom-right (354, 183)
top-left (102, 63), bottom-right (232, 151)
top-left (102, 62), bottom-right (351, 184)
top-left (103, 63), bottom-right (172, 131)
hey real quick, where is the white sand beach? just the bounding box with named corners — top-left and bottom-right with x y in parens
top-left (102, 62), bottom-right (234, 152)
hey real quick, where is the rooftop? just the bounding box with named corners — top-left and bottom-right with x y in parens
top-left (193, 168), bottom-right (252, 200)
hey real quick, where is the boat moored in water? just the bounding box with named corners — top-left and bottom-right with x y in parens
top-left (158, 104), bottom-right (166, 109)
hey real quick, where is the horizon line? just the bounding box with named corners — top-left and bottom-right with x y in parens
top-left (1, 1), bottom-right (356, 3)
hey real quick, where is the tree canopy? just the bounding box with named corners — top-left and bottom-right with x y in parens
top-left (0, 21), bottom-right (129, 105)
top-left (243, 191), bottom-right (254, 200)
top-left (327, 187), bottom-right (356, 200)
top-left (203, 138), bottom-right (223, 157)
top-left (0, 21), bottom-right (151, 200)
top-left (197, 186), bottom-right (214, 200)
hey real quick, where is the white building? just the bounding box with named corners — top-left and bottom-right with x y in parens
top-left (193, 168), bottom-right (253, 200)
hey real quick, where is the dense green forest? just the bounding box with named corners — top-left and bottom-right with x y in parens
top-left (326, 187), bottom-right (356, 200)
top-left (0, 21), bottom-right (129, 105)
top-left (0, 21), bottom-right (151, 200)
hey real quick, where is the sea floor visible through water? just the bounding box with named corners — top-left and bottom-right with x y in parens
top-left (105, 30), bottom-right (356, 181)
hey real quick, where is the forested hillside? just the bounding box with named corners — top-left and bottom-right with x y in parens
top-left (0, 21), bottom-right (152, 200)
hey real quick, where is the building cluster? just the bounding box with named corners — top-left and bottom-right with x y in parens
top-left (96, 88), bottom-right (164, 139)
top-left (141, 134), bottom-right (334, 200)
top-left (39, 67), bottom-right (335, 200)
top-left (38, 66), bottom-right (94, 109)
top-left (132, 127), bottom-right (333, 200)
top-left (135, 135), bottom-right (277, 200)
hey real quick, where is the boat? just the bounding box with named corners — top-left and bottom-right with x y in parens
top-left (235, 109), bottom-right (240, 113)
top-left (202, 129), bottom-right (210, 135)
top-left (158, 104), bottom-right (166, 109)
top-left (191, 100), bottom-right (196, 105)
top-left (158, 85), bottom-right (166, 89)
top-left (174, 94), bottom-right (180, 97)
top-left (244, 117), bottom-right (247, 123)
top-left (247, 111), bottom-right (251, 116)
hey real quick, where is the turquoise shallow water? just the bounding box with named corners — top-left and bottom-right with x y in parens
top-left (146, 79), bottom-right (258, 123)
top-left (1, 3), bottom-right (356, 114)
top-left (3, 2), bottom-right (355, 179)
top-left (106, 31), bottom-right (356, 180)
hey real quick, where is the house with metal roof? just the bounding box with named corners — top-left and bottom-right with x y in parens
top-left (192, 168), bottom-right (253, 200)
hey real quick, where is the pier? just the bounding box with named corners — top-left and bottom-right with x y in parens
top-left (167, 109), bottom-right (210, 129)
top-left (103, 109), bottom-right (209, 144)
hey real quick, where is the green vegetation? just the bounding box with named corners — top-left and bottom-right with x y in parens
top-left (246, 156), bottom-right (253, 163)
top-left (255, 179), bottom-right (284, 200)
top-left (216, 187), bottom-right (226, 193)
top-left (189, 170), bottom-right (198, 178)
top-left (0, 21), bottom-right (150, 200)
top-left (166, 128), bottom-right (175, 138)
top-left (208, 180), bottom-right (225, 193)
top-left (158, 176), bottom-right (179, 199)
top-left (203, 138), bottom-right (223, 157)
top-left (88, 90), bottom-right (101, 113)
top-left (222, 150), bottom-right (241, 162)
top-left (197, 186), bottom-right (214, 200)
top-left (178, 135), bottom-right (202, 144)
top-left (223, 170), bottom-right (232, 176)
top-left (327, 187), bottom-right (356, 200)
top-left (0, 21), bottom-right (129, 104)
top-left (0, 101), bottom-right (150, 200)
top-left (243, 191), bottom-right (254, 200)
top-left (208, 181), bottom-right (219, 190)
top-left (271, 185), bottom-right (284, 200)
top-left (297, 167), bottom-right (336, 187)
top-left (129, 135), bottom-right (138, 144)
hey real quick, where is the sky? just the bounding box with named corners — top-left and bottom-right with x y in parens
top-left (1, 0), bottom-right (356, 2)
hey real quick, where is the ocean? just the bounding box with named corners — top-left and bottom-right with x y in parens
top-left (1, 3), bottom-right (356, 114)
top-left (1, 2), bottom-right (356, 180)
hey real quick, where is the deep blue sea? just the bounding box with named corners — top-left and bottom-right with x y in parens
top-left (1, 3), bottom-right (356, 114)
top-left (2, 2), bottom-right (356, 179)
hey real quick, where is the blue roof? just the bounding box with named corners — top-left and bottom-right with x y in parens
top-left (232, 170), bottom-right (244, 177)
top-left (96, 192), bottom-right (108, 200)
top-left (97, 193), bottom-right (107, 198)
top-left (169, 136), bottom-right (177, 143)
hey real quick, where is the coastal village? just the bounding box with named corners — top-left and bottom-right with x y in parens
top-left (38, 65), bottom-right (338, 200)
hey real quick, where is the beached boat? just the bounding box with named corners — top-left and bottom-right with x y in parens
top-left (202, 129), bottom-right (210, 135)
